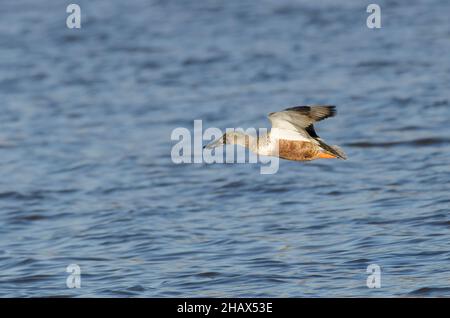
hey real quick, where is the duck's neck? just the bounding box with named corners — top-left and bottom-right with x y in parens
top-left (227, 132), bottom-right (258, 152)
top-left (226, 131), bottom-right (272, 154)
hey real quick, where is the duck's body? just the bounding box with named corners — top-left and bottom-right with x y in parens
top-left (278, 139), bottom-right (331, 161)
top-left (205, 105), bottom-right (347, 162)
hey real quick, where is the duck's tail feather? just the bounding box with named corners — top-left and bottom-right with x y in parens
top-left (329, 145), bottom-right (347, 160)
top-left (317, 139), bottom-right (348, 160)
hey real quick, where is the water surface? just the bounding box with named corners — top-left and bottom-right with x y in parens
top-left (0, 0), bottom-right (449, 297)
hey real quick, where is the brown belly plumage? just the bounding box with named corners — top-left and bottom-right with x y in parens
top-left (277, 140), bottom-right (322, 161)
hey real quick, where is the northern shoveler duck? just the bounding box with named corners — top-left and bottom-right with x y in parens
top-left (204, 105), bottom-right (347, 161)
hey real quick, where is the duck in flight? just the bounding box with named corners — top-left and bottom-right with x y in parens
top-left (204, 105), bottom-right (347, 161)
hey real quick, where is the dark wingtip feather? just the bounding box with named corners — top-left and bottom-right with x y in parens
top-left (327, 105), bottom-right (337, 117)
top-left (284, 105), bottom-right (337, 121)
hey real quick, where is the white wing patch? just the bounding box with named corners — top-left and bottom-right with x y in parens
top-left (270, 128), bottom-right (311, 142)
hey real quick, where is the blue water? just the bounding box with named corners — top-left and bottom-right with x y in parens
top-left (0, 0), bottom-right (449, 297)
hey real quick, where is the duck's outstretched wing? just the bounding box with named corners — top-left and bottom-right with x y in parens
top-left (268, 105), bottom-right (336, 139)
top-left (268, 105), bottom-right (347, 159)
